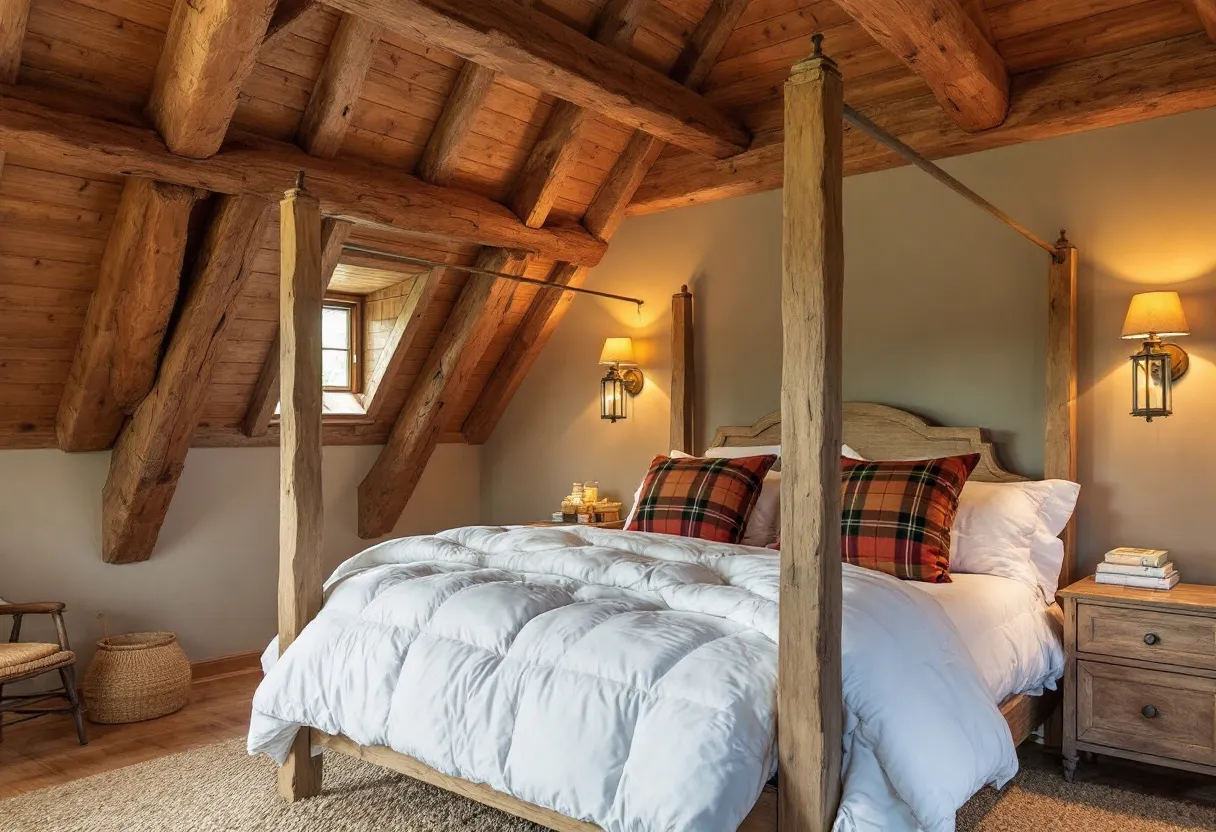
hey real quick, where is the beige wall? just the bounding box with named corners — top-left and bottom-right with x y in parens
top-left (483, 106), bottom-right (1216, 584)
top-left (0, 444), bottom-right (480, 668)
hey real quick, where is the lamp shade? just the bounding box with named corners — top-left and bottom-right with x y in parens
top-left (1121, 291), bottom-right (1189, 339)
top-left (599, 337), bottom-right (637, 366)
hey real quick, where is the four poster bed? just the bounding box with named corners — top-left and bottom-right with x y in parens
top-left (255, 36), bottom-right (1079, 832)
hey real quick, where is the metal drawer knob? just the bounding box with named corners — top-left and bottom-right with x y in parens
top-left (1144, 633), bottom-right (1160, 645)
top-left (1142, 705), bottom-right (1160, 719)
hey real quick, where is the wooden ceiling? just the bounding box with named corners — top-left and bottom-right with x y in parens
top-left (0, 0), bottom-right (1214, 556)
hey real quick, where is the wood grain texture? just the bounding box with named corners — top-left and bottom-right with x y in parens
top-left (0, 86), bottom-right (608, 267)
top-left (102, 195), bottom-right (271, 564)
top-left (0, 0), bottom-right (31, 84)
top-left (509, 0), bottom-right (649, 228)
top-left (631, 34), bottom-right (1216, 213)
top-left (57, 178), bottom-right (197, 452)
top-left (1078, 602), bottom-right (1216, 671)
top-left (670, 286), bottom-right (694, 454)
top-left (1194, 0), bottom-right (1216, 41)
top-left (276, 182), bottom-right (324, 801)
top-left (1046, 237), bottom-right (1078, 588)
top-left (296, 13), bottom-right (381, 159)
top-left (243, 217), bottom-right (351, 437)
top-left (324, 0), bottom-right (750, 158)
top-left (361, 267), bottom-right (444, 421)
top-left (263, 0), bottom-right (319, 52)
top-left (148, 0), bottom-right (277, 158)
top-left (779, 49), bottom-right (844, 832)
top-left (358, 250), bottom-right (527, 538)
top-left (416, 62), bottom-right (498, 186)
top-left (833, 0), bottom-right (1009, 131)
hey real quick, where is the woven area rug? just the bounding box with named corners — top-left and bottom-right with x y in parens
top-left (4, 738), bottom-right (1216, 832)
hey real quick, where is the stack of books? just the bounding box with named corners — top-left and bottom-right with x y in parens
top-left (1095, 548), bottom-right (1179, 590)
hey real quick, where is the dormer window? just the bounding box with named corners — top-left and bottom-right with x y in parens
top-left (322, 295), bottom-right (361, 394)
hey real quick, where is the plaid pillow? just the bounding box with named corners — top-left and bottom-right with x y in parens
top-left (840, 453), bottom-right (979, 583)
top-left (627, 454), bottom-right (777, 544)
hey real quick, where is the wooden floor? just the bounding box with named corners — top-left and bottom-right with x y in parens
top-left (3, 670), bottom-right (1216, 814)
top-left (0, 671), bottom-right (259, 799)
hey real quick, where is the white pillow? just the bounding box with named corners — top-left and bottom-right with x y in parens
top-left (950, 479), bottom-right (1080, 601)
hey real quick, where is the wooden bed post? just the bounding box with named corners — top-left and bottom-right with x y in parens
top-left (1045, 232), bottom-right (1078, 588)
top-left (671, 285), bottom-right (694, 454)
top-left (779, 34), bottom-right (844, 832)
top-left (277, 173), bottom-right (325, 802)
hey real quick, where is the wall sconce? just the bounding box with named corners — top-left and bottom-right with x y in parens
top-left (1121, 291), bottom-right (1190, 421)
top-left (599, 337), bottom-right (644, 423)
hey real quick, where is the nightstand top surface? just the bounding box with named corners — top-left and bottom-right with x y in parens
top-left (1059, 575), bottom-right (1216, 613)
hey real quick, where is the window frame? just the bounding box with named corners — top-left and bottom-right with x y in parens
top-left (321, 293), bottom-right (363, 395)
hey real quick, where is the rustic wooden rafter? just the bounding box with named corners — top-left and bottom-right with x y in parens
top-left (360, 267), bottom-right (445, 422)
top-left (833, 0), bottom-right (1009, 132)
top-left (630, 34), bottom-right (1216, 215)
top-left (0, 86), bottom-right (608, 266)
top-left (102, 195), bottom-right (272, 564)
top-left (0, 0), bottom-right (31, 177)
top-left (57, 179), bottom-right (199, 452)
top-left (462, 0), bottom-right (749, 445)
top-left (297, 14), bottom-right (382, 159)
top-left (243, 218), bottom-right (352, 438)
top-left (324, 0), bottom-right (750, 158)
top-left (148, 0), bottom-right (277, 158)
top-left (1196, 0), bottom-right (1216, 41)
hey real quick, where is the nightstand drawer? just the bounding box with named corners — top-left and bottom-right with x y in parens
top-left (1077, 602), bottom-right (1216, 669)
top-left (1077, 661), bottom-right (1216, 766)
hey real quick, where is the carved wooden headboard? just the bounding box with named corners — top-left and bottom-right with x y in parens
top-left (709, 402), bottom-right (1027, 484)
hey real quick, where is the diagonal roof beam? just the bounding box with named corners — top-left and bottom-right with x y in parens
top-left (325, 0), bottom-right (750, 158)
top-left (0, 0), bottom-right (31, 179)
top-left (462, 0), bottom-right (750, 445)
top-left (1196, 0), bottom-right (1216, 41)
top-left (833, 0), bottom-right (1009, 132)
top-left (149, 0), bottom-right (277, 158)
top-left (297, 14), bottom-right (381, 159)
top-left (360, 267), bottom-right (446, 422)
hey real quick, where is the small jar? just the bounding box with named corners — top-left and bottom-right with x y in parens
top-left (583, 481), bottom-right (599, 504)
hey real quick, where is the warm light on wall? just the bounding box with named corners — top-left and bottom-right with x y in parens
top-left (599, 337), bottom-right (644, 423)
top-left (1121, 291), bottom-right (1190, 421)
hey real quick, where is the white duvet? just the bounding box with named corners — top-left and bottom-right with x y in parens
top-left (249, 526), bottom-right (1017, 832)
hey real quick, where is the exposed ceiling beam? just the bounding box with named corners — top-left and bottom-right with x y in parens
top-left (357, 249), bottom-right (527, 539)
top-left (297, 14), bottom-right (381, 159)
top-left (629, 34), bottom-right (1216, 215)
top-left (832, 0), bottom-right (1009, 132)
top-left (1196, 0), bottom-right (1216, 41)
top-left (462, 0), bottom-right (749, 445)
top-left (360, 267), bottom-right (445, 421)
top-left (149, 0), bottom-right (277, 158)
top-left (264, 0), bottom-right (319, 52)
top-left (0, 86), bottom-right (608, 266)
top-left (103, 195), bottom-right (272, 563)
top-left (509, 0), bottom-right (649, 228)
top-left (242, 218), bottom-right (352, 438)
top-left (0, 0), bottom-right (32, 177)
top-left (57, 179), bottom-right (199, 452)
top-left (324, 0), bottom-right (750, 158)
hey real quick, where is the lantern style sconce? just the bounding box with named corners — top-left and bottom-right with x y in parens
top-left (1121, 291), bottom-right (1190, 422)
top-left (599, 337), bottom-right (644, 423)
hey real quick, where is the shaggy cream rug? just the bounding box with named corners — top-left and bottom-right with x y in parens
top-left (3, 739), bottom-right (1215, 831)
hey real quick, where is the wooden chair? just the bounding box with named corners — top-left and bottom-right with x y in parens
top-left (0, 602), bottom-right (87, 744)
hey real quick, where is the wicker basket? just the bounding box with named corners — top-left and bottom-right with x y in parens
top-left (83, 632), bottom-right (191, 724)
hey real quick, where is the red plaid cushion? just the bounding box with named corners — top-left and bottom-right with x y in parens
top-left (627, 454), bottom-right (778, 544)
top-left (840, 453), bottom-right (979, 583)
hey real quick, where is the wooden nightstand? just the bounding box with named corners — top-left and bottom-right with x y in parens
top-left (1059, 576), bottom-right (1216, 782)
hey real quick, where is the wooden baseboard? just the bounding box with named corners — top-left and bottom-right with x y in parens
top-left (190, 650), bottom-right (263, 682)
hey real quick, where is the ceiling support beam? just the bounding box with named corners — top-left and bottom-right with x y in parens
top-left (149, 0), bottom-right (277, 158)
top-left (57, 179), bottom-right (199, 452)
top-left (102, 195), bottom-right (271, 564)
top-left (0, 0), bottom-right (31, 178)
top-left (832, 0), bottom-right (1009, 132)
top-left (0, 86), bottom-right (608, 266)
top-left (360, 267), bottom-right (445, 422)
top-left (297, 14), bottom-right (381, 159)
top-left (629, 34), bottom-right (1216, 215)
top-left (324, 0), bottom-right (749, 158)
top-left (242, 218), bottom-right (351, 438)
top-left (357, 249), bottom-right (527, 539)
top-left (509, 0), bottom-right (649, 228)
top-left (1196, 0), bottom-right (1216, 41)
top-left (462, 0), bottom-right (749, 445)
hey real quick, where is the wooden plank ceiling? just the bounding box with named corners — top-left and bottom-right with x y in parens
top-left (0, 0), bottom-right (1214, 554)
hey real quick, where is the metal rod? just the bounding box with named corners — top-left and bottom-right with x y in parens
top-left (842, 104), bottom-right (1063, 262)
top-left (341, 244), bottom-right (645, 307)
